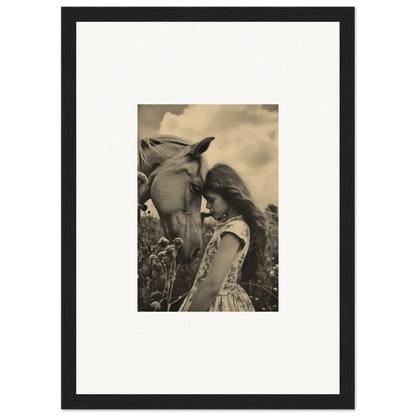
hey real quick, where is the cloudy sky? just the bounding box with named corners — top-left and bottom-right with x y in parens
top-left (138, 105), bottom-right (278, 213)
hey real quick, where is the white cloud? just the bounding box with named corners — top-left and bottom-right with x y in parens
top-left (158, 105), bottom-right (278, 210)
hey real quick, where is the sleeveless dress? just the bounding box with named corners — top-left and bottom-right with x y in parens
top-left (178, 215), bottom-right (255, 312)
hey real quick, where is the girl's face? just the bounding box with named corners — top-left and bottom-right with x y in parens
top-left (203, 190), bottom-right (230, 220)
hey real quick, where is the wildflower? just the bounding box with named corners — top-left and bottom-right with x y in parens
top-left (158, 237), bottom-right (169, 248)
top-left (150, 301), bottom-right (161, 310)
top-left (255, 298), bottom-right (259, 302)
top-left (262, 308), bottom-right (266, 311)
top-left (165, 245), bottom-right (177, 258)
top-left (158, 251), bottom-right (167, 259)
top-left (173, 237), bottom-right (183, 248)
top-left (137, 171), bottom-right (149, 184)
top-left (149, 254), bottom-right (157, 262)
top-left (273, 287), bottom-right (278, 292)
top-left (269, 270), bottom-right (275, 277)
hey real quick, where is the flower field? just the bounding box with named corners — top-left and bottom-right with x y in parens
top-left (138, 206), bottom-right (278, 312)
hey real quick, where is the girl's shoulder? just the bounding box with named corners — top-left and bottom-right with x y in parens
top-left (219, 215), bottom-right (250, 244)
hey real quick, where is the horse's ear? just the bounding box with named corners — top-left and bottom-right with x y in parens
top-left (187, 137), bottom-right (215, 158)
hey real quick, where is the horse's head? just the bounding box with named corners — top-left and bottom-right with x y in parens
top-left (149, 136), bottom-right (214, 264)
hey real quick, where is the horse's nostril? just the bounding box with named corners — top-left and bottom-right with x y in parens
top-left (191, 248), bottom-right (200, 259)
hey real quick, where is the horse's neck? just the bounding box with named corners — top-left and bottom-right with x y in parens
top-left (138, 145), bottom-right (177, 205)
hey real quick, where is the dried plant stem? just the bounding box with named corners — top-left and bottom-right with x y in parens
top-left (169, 290), bottom-right (190, 305)
top-left (153, 261), bottom-right (168, 311)
top-left (168, 260), bottom-right (183, 310)
top-left (240, 282), bottom-right (278, 299)
top-left (268, 282), bottom-right (273, 307)
top-left (166, 258), bottom-right (177, 312)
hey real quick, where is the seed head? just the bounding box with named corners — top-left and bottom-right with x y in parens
top-left (158, 237), bottom-right (169, 248)
top-left (166, 245), bottom-right (177, 258)
top-left (173, 237), bottom-right (183, 248)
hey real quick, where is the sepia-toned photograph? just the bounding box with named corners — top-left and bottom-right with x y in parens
top-left (138, 105), bottom-right (278, 311)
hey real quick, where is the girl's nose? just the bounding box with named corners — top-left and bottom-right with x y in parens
top-left (206, 202), bottom-right (210, 209)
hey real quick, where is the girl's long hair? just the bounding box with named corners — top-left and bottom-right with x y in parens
top-left (203, 163), bottom-right (270, 283)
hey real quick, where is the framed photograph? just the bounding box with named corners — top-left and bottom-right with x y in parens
top-left (136, 104), bottom-right (279, 313)
top-left (62, 7), bottom-right (354, 409)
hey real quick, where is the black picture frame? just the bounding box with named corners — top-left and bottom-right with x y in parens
top-left (62, 7), bottom-right (354, 409)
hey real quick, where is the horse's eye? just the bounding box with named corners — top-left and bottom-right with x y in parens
top-left (191, 184), bottom-right (201, 195)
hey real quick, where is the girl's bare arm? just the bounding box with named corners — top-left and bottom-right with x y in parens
top-left (187, 233), bottom-right (240, 311)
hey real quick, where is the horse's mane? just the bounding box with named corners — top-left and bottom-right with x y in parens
top-left (138, 135), bottom-right (209, 180)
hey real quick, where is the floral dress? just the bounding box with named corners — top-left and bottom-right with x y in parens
top-left (178, 215), bottom-right (255, 312)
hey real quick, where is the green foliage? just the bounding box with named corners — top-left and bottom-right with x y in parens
top-left (138, 210), bottom-right (279, 312)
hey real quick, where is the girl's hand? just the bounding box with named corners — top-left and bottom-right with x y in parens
top-left (187, 233), bottom-right (240, 311)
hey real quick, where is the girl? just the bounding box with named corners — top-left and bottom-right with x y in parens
top-left (178, 163), bottom-right (269, 312)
